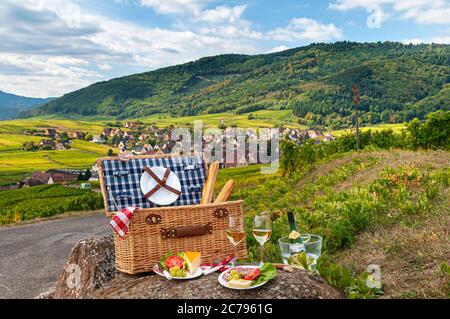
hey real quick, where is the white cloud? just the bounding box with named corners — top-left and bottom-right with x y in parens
top-left (0, 0), bottom-right (262, 97)
top-left (267, 45), bottom-right (290, 53)
top-left (268, 18), bottom-right (343, 42)
top-left (197, 5), bottom-right (247, 23)
top-left (47, 56), bottom-right (89, 66)
top-left (329, 0), bottom-right (450, 25)
top-left (402, 32), bottom-right (450, 44)
top-left (98, 63), bottom-right (112, 70)
top-left (0, 52), bottom-right (102, 97)
top-left (139, 0), bottom-right (210, 15)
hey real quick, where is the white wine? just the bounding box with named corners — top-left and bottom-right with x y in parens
top-left (227, 229), bottom-right (246, 246)
top-left (253, 229), bottom-right (272, 245)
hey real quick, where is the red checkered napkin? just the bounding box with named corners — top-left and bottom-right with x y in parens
top-left (109, 207), bottom-right (140, 239)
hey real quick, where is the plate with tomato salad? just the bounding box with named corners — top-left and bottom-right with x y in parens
top-left (154, 252), bottom-right (203, 279)
top-left (218, 263), bottom-right (277, 290)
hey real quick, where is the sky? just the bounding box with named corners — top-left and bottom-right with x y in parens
top-left (1, 0), bottom-right (449, 98)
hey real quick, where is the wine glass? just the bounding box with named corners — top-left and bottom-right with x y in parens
top-left (226, 216), bottom-right (246, 267)
top-left (253, 212), bottom-right (272, 266)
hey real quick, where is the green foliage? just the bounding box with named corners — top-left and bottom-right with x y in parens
top-left (281, 111), bottom-right (449, 176)
top-left (22, 141), bottom-right (38, 151)
top-left (440, 262), bottom-right (450, 296)
top-left (317, 255), bottom-right (384, 299)
top-left (0, 184), bottom-right (103, 224)
top-left (28, 42), bottom-right (450, 128)
top-left (406, 111), bottom-right (450, 150)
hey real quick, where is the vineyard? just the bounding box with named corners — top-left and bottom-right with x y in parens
top-left (217, 150), bottom-right (450, 298)
top-left (0, 184), bottom-right (103, 224)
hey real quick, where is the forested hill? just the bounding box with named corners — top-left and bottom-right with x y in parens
top-left (30, 42), bottom-right (450, 128)
top-left (0, 91), bottom-right (54, 120)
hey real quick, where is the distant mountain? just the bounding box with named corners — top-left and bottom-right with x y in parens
top-left (30, 42), bottom-right (449, 128)
top-left (0, 91), bottom-right (55, 120)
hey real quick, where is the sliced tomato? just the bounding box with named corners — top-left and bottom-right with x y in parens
top-left (243, 268), bottom-right (261, 281)
top-left (165, 255), bottom-right (184, 269)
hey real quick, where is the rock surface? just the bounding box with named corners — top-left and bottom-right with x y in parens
top-left (90, 269), bottom-right (344, 299)
top-left (53, 235), bottom-right (344, 299)
top-left (53, 234), bottom-right (115, 299)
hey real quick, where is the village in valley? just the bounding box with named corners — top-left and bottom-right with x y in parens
top-left (17, 120), bottom-right (335, 189)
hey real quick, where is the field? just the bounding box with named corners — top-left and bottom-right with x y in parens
top-left (0, 134), bottom-right (42, 150)
top-left (332, 123), bottom-right (406, 136)
top-left (0, 184), bottom-right (103, 223)
top-left (0, 116), bottom-right (108, 135)
top-left (0, 138), bottom-right (113, 185)
top-left (141, 110), bottom-right (305, 128)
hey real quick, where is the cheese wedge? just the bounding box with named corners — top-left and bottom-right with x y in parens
top-left (184, 251), bottom-right (201, 274)
top-left (227, 279), bottom-right (253, 288)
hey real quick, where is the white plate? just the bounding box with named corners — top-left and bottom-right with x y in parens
top-left (218, 266), bottom-right (269, 290)
top-left (140, 166), bottom-right (181, 206)
top-left (153, 264), bottom-right (203, 280)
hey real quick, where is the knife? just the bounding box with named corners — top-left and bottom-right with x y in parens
top-left (157, 263), bottom-right (172, 280)
top-left (203, 256), bottom-right (234, 275)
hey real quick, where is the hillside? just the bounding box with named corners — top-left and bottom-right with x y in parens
top-left (0, 91), bottom-right (54, 120)
top-left (217, 149), bottom-right (450, 298)
top-left (30, 42), bottom-right (449, 128)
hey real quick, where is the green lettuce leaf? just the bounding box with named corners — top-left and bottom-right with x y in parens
top-left (253, 262), bottom-right (277, 285)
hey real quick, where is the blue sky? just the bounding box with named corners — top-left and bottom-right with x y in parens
top-left (1, 0), bottom-right (449, 98)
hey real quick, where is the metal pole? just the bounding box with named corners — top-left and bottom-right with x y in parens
top-left (353, 84), bottom-right (360, 151)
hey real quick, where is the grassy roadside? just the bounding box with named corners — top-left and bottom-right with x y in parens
top-left (0, 209), bottom-right (105, 229)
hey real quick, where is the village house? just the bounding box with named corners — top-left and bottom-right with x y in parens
top-left (143, 143), bottom-right (154, 152)
top-left (324, 132), bottom-right (335, 142)
top-left (307, 130), bottom-right (323, 140)
top-left (89, 162), bottom-right (99, 181)
top-left (55, 142), bottom-right (66, 150)
top-left (154, 130), bottom-right (164, 139)
top-left (44, 128), bottom-right (57, 138)
top-left (39, 139), bottom-right (55, 149)
top-left (124, 131), bottom-right (137, 140)
top-left (220, 147), bottom-right (248, 169)
top-left (91, 135), bottom-right (105, 144)
top-left (118, 141), bottom-right (126, 150)
top-left (20, 170), bottom-right (78, 187)
top-left (48, 173), bottom-right (78, 184)
top-left (102, 128), bottom-right (112, 137)
top-left (110, 128), bottom-right (124, 137)
top-left (139, 134), bottom-right (150, 141)
top-left (124, 122), bottom-right (138, 129)
top-left (72, 131), bottom-right (85, 139)
top-left (162, 133), bottom-right (171, 142)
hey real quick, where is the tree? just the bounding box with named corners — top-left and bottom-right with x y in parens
top-left (22, 141), bottom-right (37, 151)
top-left (107, 149), bottom-right (114, 156)
top-left (60, 132), bottom-right (69, 142)
top-left (380, 109), bottom-right (392, 123)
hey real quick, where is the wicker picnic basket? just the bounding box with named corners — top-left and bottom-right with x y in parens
top-left (98, 153), bottom-right (247, 274)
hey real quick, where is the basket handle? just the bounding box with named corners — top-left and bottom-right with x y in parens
top-left (160, 223), bottom-right (213, 239)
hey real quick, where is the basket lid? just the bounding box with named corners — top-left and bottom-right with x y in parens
top-left (98, 154), bottom-right (206, 215)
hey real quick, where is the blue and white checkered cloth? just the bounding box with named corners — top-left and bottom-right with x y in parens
top-left (100, 155), bottom-right (206, 211)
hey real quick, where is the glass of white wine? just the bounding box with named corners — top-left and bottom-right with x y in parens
top-left (226, 216), bottom-right (246, 267)
top-left (253, 212), bottom-right (272, 266)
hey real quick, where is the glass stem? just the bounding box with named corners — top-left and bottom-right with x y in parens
top-left (260, 243), bottom-right (264, 265)
top-left (233, 244), bottom-right (238, 266)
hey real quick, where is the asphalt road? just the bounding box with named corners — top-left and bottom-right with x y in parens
top-left (0, 213), bottom-right (110, 299)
